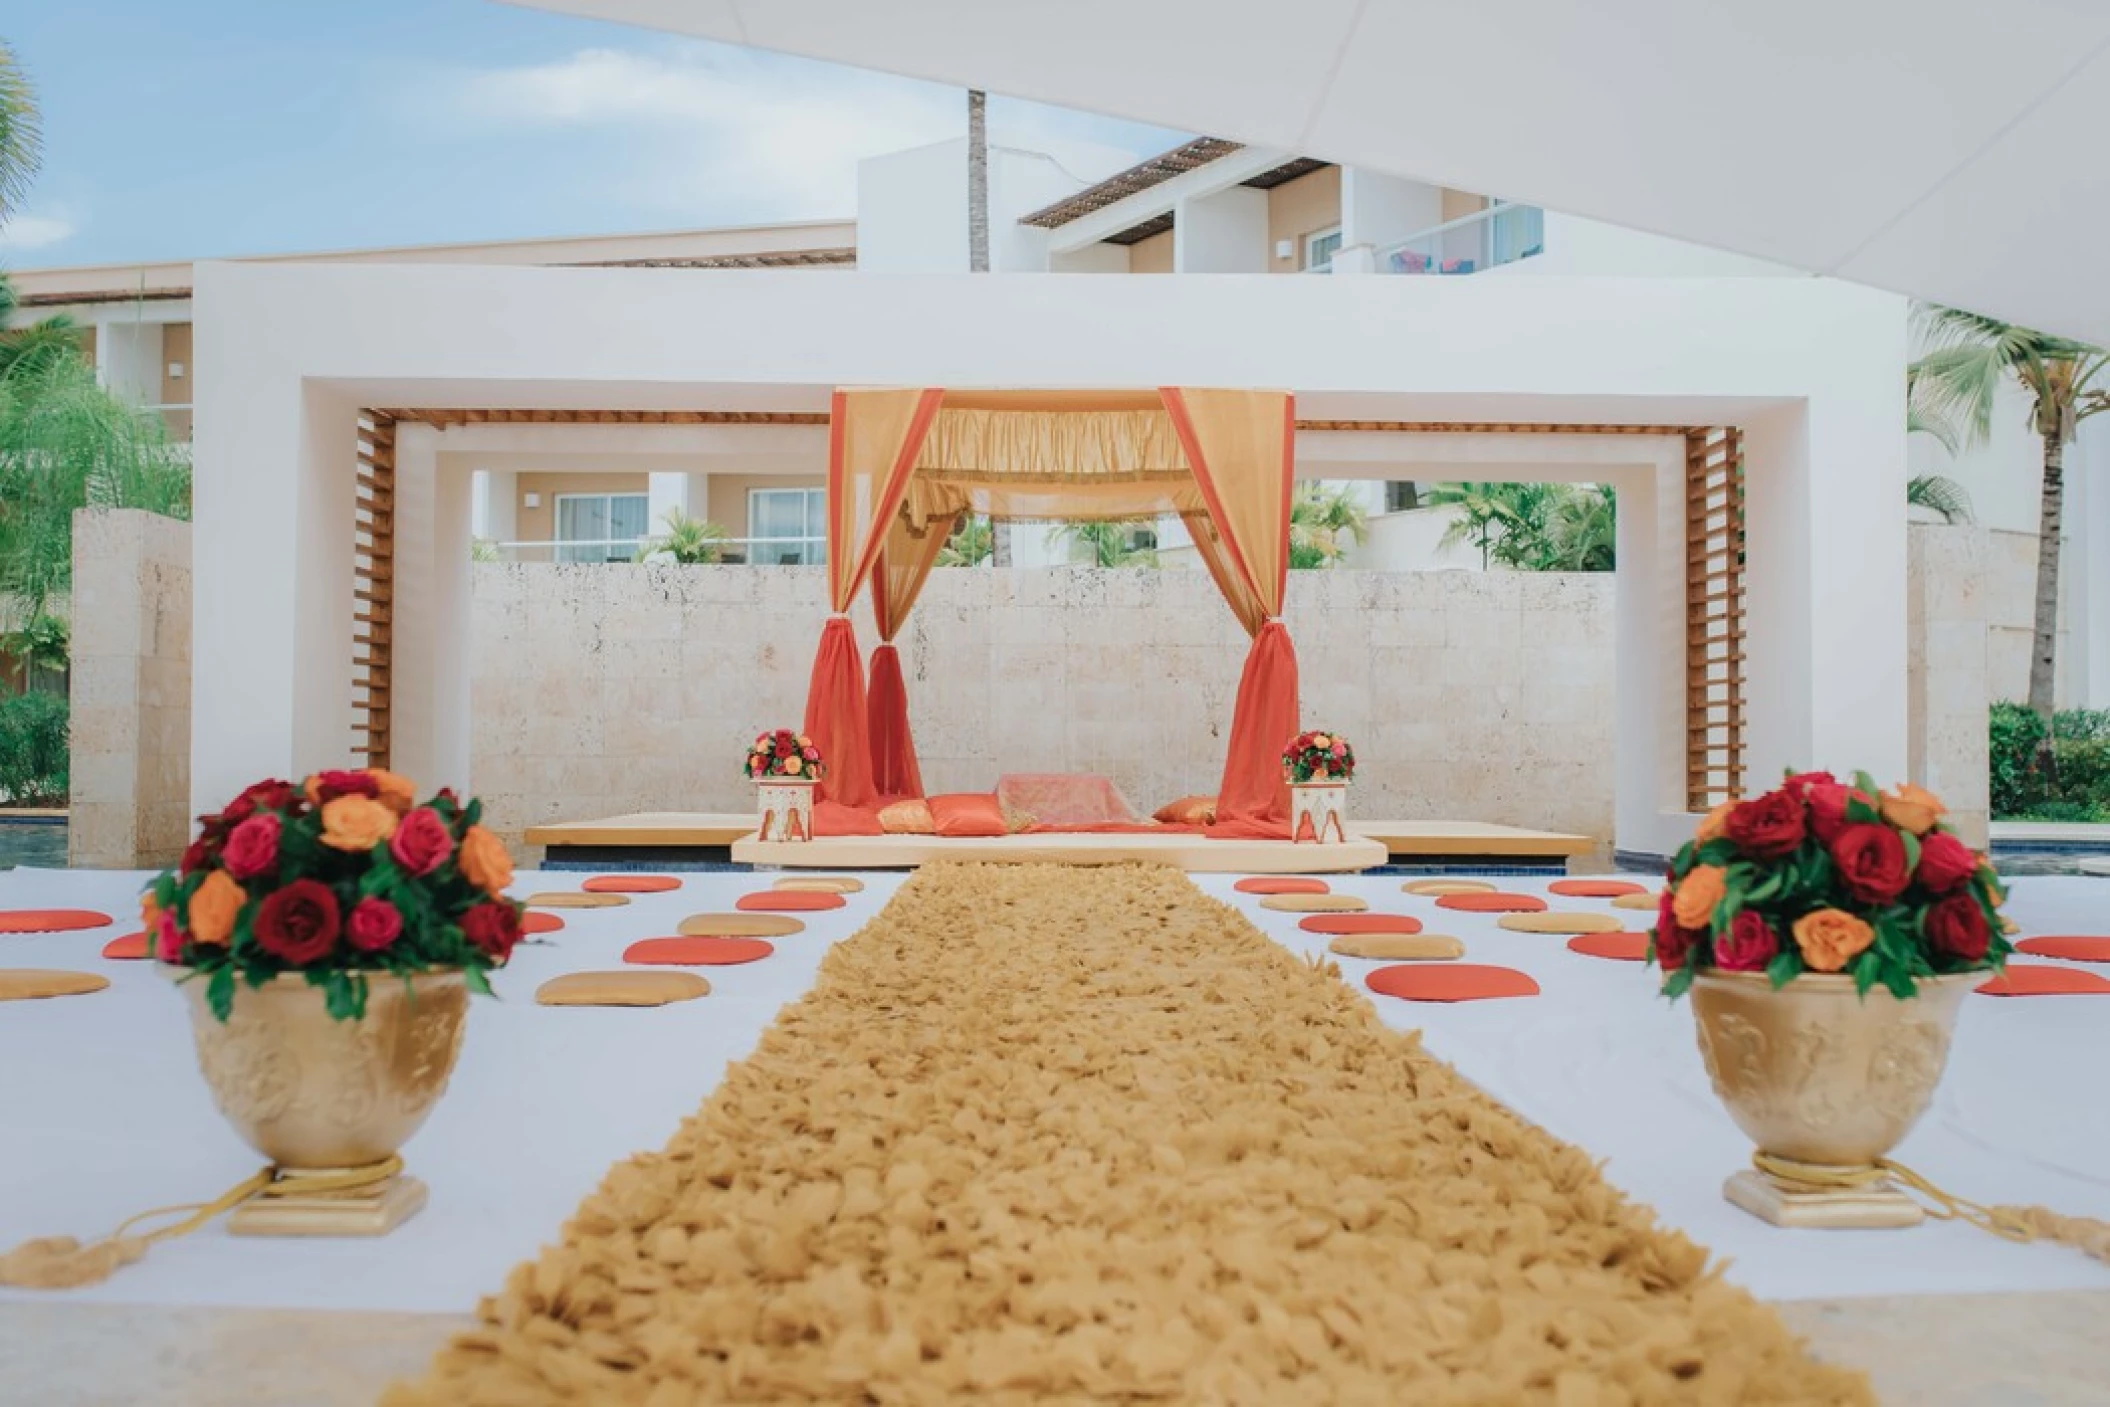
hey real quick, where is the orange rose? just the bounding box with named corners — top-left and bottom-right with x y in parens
top-left (1671, 864), bottom-right (1727, 930)
top-left (1879, 783), bottom-right (1944, 836)
top-left (1792, 908), bottom-right (1875, 973)
top-left (320, 795), bottom-right (399, 852)
top-left (1695, 801), bottom-right (1736, 845)
top-left (187, 870), bottom-right (244, 947)
top-left (365, 768), bottom-right (418, 815)
top-left (140, 889), bottom-right (161, 931)
top-left (459, 824), bottom-right (514, 897)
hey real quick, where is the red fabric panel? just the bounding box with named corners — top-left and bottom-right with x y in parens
top-left (814, 800), bottom-right (886, 836)
top-left (1209, 621), bottom-right (1298, 839)
top-left (802, 615), bottom-right (873, 809)
top-left (866, 642), bottom-right (924, 802)
top-left (928, 793), bottom-right (1009, 837)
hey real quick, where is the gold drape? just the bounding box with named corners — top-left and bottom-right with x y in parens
top-left (826, 388), bottom-right (945, 612)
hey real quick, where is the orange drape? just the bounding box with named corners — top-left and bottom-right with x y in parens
top-left (805, 387), bottom-right (943, 815)
top-left (1162, 387), bottom-right (1299, 837)
top-left (866, 508), bottom-right (958, 801)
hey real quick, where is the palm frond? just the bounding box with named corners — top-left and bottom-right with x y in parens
top-left (1907, 474), bottom-right (1973, 524)
top-left (0, 42), bottom-right (41, 220)
top-left (1907, 343), bottom-right (2007, 448)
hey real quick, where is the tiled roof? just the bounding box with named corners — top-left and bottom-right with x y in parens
top-left (568, 248), bottom-right (856, 270)
top-left (1019, 139), bottom-right (1331, 238)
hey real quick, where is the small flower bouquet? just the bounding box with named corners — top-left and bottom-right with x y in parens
top-left (144, 770), bottom-right (524, 1022)
top-left (1653, 769), bottom-right (2010, 1000)
top-left (746, 730), bottom-right (824, 781)
top-left (1283, 730), bottom-right (1355, 784)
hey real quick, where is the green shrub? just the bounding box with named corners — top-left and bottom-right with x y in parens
top-left (2016, 799), bottom-right (2110, 824)
top-left (2053, 738), bottom-right (2110, 802)
top-left (0, 691), bottom-right (68, 806)
top-left (1989, 702), bottom-right (2047, 816)
top-left (2053, 708), bottom-right (2110, 743)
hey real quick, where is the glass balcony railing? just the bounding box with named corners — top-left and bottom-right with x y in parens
top-left (1373, 202), bottom-right (1544, 276)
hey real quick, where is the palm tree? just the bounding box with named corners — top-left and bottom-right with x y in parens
top-left (1540, 485), bottom-right (1617, 571)
top-left (0, 40), bottom-right (40, 221)
top-left (1288, 482), bottom-right (1370, 569)
top-left (633, 507), bottom-right (730, 564)
top-left (1047, 519), bottom-right (1158, 568)
top-left (1909, 306), bottom-right (2110, 746)
top-left (936, 514), bottom-right (993, 566)
top-left (965, 88), bottom-right (1012, 570)
top-left (1904, 400), bottom-right (1974, 524)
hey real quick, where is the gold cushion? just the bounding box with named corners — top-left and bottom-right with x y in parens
top-left (0, 969), bottom-right (110, 1001)
top-left (774, 876), bottom-right (865, 894)
top-left (678, 913), bottom-right (806, 938)
top-left (1258, 893), bottom-right (1369, 914)
top-left (525, 892), bottom-right (632, 909)
top-left (1497, 912), bottom-right (1625, 935)
top-left (1402, 879), bottom-right (1496, 896)
top-left (536, 972), bottom-right (710, 1007)
top-left (1327, 934), bottom-right (1465, 961)
top-left (1612, 892), bottom-right (1660, 911)
top-left (877, 800), bottom-right (936, 835)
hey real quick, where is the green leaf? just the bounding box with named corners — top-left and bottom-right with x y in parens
top-left (207, 965), bottom-right (236, 1022)
top-left (463, 965), bottom-right (495, 998)
top-left (1765, 949), bottom-right (1803, 990)
top-left (1879, 964), bottom-right (1918, 1001)
top-left (1744, 871), bottom-right (1785, 904)
top-left (1852, 949), bottom-right (1880, 997)
top-left (1661, 965), bottom-right (1695, 1001)
top-left (1853, 770), bottom-right (1880, 799)
top-left (1844, 794), bottom-right (1882, 825)
top-left (1898, 830), bottom-right (1921, 874)
top-left (1697, 839), bottom-right (1737, 867)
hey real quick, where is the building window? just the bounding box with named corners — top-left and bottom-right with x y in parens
top-left (1305, 226), bottom-right (1343, 273)
top-left (1385, 481), bottom-right (1420, 513)
top-left (554, 493), bottom-right (650, 563)
top-left (749, 487), bottom-right (829, 565)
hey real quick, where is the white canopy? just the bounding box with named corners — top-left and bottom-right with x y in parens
top-left (513, 0), bottom-right (2110, 344)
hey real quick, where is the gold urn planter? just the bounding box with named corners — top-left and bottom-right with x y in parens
top-left (1690, 969), bottom-right (1978, 1228)
top-left (173, 966), bottom-right (470, 1236)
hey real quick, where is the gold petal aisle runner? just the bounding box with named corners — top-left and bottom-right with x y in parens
top-left (386, 864), bottom-right (1867, 1405)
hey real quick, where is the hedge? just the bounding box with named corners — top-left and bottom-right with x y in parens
top-left (1990, 702), bottom-right (2110, 822)
top-left (0, 690), bottom-right (68, 807)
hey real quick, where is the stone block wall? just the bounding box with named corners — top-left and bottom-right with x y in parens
top-left (68, 509), bottom-right (193, 868)
top-left (1907, 524), bottom-right (1993, 848)
top-left (468, 564), bottom-right (1620, 842)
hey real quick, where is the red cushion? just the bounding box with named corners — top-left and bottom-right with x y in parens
top-left (928, 793), bottom-right (1009, 838)
top-left (583, 875), bottom-right (682, 894)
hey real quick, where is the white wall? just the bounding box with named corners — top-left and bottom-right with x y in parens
top-left (857, 139), bottom-right (1104, 273)
top-left (190, 260), bottom-right (1907, 853)
top-left (1340, 169), bottom-right (1438, 255)
top-left (1175, 186), bottom-right (1270, 272)
top-left (1491, 212), bottom-right (1802, 279)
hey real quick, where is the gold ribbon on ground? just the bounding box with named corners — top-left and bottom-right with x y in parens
top-left (1753, 1152), bottom-right (2110, 1263)
top-left (0, 1156), bottom-right (404, 1289)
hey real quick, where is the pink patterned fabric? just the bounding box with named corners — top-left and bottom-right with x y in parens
top-left (995, 774), bottom-right (1140, 827)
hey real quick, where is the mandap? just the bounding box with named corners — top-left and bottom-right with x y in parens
top-left (802, 387), bottom-right (1301, 840)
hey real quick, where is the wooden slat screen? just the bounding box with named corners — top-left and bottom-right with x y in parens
top-left (353, 412), bottom-right (396, 767)
top-left (1686, 427), bottom-right (1745, 810)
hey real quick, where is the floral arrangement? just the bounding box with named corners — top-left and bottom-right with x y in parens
top-left (746, 730), bottom-right (824, 782)
top-left (144, 770), bottom-right (524, 1022)
top-left (1283, 730), bottom-right (1355, 785)
top-left (1652, 769), bottom-right (2009, 1000)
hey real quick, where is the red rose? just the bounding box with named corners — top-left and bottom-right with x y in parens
top-left (1832, 824), bottom-right (1910, 904)
top-left (254, 879), bottom-right (341, 965)
top-left (223, 778), bottom-right (302, 826)
top-left (179, 837), bottom-right (216, 877)
top-left (1925, 892), bottom-right (1991, 963)
top-left (1651, 888), bottom-right (1701, 971)
top-left (1783, 770), bottom-right (1837, 796)
top-left (1724, 789), bottom-right (1807, 860)
top-left (307, 769), bottom-right (380, 804)
top-left (460, 902), bottom-right (522, 963)
top-left (155, 911), bottom-right (185, 964)
top-left (1807, 784), bottom-right (1877, 845)
top-left (1914, 831), bottom-right (1977, 894)
top-left (1716, 911), bottom-right (1780, 972)
top-left (388, 806), bottom-right (454, 877)
top-left (346, 897), bottom-right (404, 953)
top-left (222, 813), bottom-right (282, 881)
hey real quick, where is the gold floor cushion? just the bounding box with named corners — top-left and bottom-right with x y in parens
top-left (1259, 893), bottom-right (1370, 914)
top-left (1402, 879), bottom-right (1496, 896)
top-left (678, 913), bottom-right (806, 938)
top-left (773, 876), bottom-right (866, 894)
top-left (0, 969), bottom-right (110, 1001)
top-left (1497, 912), bottom-right (1625, 935)
top-left (525, 892), bottom-right (632, 909)
top-left (536, 972), bottom-right (710, 1007)
top-left (1612, 892), bottom-right (1660, 911)
top-left (1327, 934), bottom-right (1465, 961)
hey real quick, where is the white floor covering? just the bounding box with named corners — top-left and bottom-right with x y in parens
top-left (1, 863), bottom-right (2105, 1317)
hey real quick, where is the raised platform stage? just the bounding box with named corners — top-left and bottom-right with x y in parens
top-left (524, 812), bottom-right (1594, 872)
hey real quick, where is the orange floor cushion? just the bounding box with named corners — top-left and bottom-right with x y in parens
top-left (928, 793), bottom-right (1008, 838)
top-left (2015, 936), bottom-right (2110, 963)
top-left (521, 912), bottom-right (566, 936)
top-left (1234, 877), bottom-right (1330, 895)
top-left (1548, 879), bottom-right (1649, 899)
top-left (1366, 964), bottom-right (1540, 1003)
top-left (877, 799), bottom-right (936, 835)
top-left (1975, 964), bottom-right (2110, 997)
top-left (1566, 932), bottom-right (1651, 962)
top-left (0, 909), bottom-right (114, 934)
top-left (736, 891), bottom-right (846, 913)
top-left (1298, 913), bottom-right (1424, 936)
top-left (101, 932), bottom-right (151, 960)
top-left (624, 936), bottom-right (775, 966)
top-left (582, 875), bottom-right (683, 894)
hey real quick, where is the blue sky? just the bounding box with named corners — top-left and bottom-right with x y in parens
top-left (1, 1), bottom-right (1184, 266)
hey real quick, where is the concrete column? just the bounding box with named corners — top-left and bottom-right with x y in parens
top-left (647, 471), bottom-right (691, 535)
top-left (1338, 168), bottom-right (1438, 273)
top-left (1173, 186), bottom-right (1268, 272)
top-left (388, 428), bottom-right (439, 786)
top-left (2068, 419), bottom-right (2109, 707)
top-left (94, 319), bottom-right (163, 408)
top-left (1611, 443), bottom-right (1696, 857)
top-left (1743, 391), bottom-right (1911, 788)
top-left (480, 469), bottom-right (518, 549)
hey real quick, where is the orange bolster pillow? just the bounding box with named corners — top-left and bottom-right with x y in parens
top-left (928, 793), bottom-right (1009, 838)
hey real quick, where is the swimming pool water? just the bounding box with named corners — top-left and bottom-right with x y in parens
top-left (0, 817), bottom-right (67, 870)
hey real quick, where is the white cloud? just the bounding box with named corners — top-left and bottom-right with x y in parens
top-left (440, 41), bottom-right (1177, 221)
top-left (0, 210), bottom-right (78, 256)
